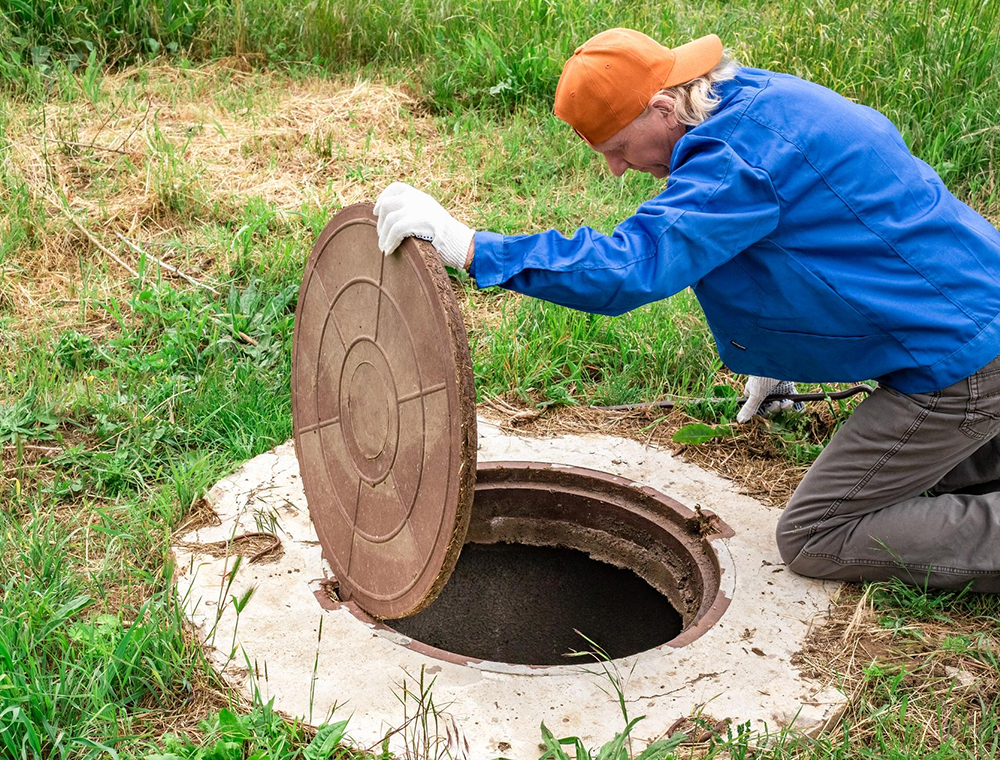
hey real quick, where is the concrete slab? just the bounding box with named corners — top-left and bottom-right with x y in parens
top-left (172, 418), bottom-right (845, 759)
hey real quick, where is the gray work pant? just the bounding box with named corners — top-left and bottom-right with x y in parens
top-left (777, 355), bottom-right (1000, 592)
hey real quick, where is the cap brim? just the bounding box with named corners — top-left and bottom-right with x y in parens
top-left (663, 34), bottom-right (724, 89)
top-left (572, 125), bottom-right (595, 147)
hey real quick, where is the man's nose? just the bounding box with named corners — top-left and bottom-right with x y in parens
top-left (605, 154), bottom-right (628, 177)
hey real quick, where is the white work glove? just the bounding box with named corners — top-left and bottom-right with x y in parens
top-left (737, 376), bottom-right (801, 423)
top-left (374, 182), bottom-right (474, 270)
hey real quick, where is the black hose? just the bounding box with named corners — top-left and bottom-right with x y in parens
top-left (593, 384), bottom-right (875, 412)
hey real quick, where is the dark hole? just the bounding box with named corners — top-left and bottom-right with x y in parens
top-left (386, 542), bottom-right (683, 666)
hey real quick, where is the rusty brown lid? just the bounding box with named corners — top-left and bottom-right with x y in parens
top-left (292, 203), bottom-right (477, 619)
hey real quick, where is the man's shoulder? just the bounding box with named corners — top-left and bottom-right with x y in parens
top-left (734, 69), bottom-right (863, 130)
top-left (702, 68), bottom-right (812, 129)
top-left (708, 67), bottom-right (886, 163)
top-left (689, 67), bottom-right (886, 167)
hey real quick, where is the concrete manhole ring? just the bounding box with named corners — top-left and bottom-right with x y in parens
top-left (173, 428), bottom-right (846, 758)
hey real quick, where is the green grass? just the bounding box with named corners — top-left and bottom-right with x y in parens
top-left (144, 707), bottom-right (350, 760)
top-left (1, 1), bottom-right (1000, 756)
top-left (3, 0), bottom-right (999, 212)
top-left (0, 272), bottom-right (297, 756)
top-left (467, 286), bottom-right (719, 407)
top-left (0, 517), bottom-right (194, 758)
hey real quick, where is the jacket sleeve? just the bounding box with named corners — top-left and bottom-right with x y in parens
top-left (468, 135), bottom-right (780, 316)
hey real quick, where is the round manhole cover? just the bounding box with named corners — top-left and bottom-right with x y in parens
top-left (292, 203), bottom-right (477, 619)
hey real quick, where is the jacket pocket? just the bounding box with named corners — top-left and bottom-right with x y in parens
top-left (748, 327), bottom-right (885, 383)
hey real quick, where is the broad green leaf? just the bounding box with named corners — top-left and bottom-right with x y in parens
top-left (215, 709), bottom-right (247, 739)
top-left (672, 423), bottom-right (723, 445)
top-left (304, 719), bottom-right (350, 760)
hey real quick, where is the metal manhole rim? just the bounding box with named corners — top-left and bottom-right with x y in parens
top-left (315, 460), bottom-right (736, 675)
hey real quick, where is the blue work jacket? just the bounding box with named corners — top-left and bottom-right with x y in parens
top-left (469, 68), bottom-right (1000, 393)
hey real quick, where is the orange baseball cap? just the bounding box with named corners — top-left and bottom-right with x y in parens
top-left (554, 28), bottom-right (723, 146)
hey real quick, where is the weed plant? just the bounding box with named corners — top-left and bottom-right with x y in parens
top-left (145, 706), bottom-right (350, 760)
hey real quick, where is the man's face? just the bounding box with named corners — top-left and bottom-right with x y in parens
top-left (591, 96), bottom-right (686, 179)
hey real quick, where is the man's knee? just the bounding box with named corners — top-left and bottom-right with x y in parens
top-left (775, 493), bottom-right (818, 569)
top-left (776, 495), bottom-right (855, 581)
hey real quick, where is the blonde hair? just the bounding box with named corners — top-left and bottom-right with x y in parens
top-left (655, 51), bottom-right (741, 126)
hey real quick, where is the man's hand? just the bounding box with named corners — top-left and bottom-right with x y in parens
top-left (737, 376), bottom-right (801, 423)
top-left (374, 182), bottom-right (474, 270)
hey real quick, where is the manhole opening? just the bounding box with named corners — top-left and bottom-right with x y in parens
top-left (335, 462), bottom-right (731, 668)
top-left (387, 541), bottom-right (683, 665)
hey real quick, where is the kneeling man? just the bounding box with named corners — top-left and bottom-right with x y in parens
top-left (376, 29), bottom-right (1000, 592)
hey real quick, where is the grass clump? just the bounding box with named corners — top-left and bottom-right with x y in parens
top-left (0, 522), bottom-right (194, 759)
top-left (0, 268), bottom-right (298, 755)
top-left (144, 707), bottom-right (349, 760)
top-left (4, 0), bottom-right (998, 212)
top-left (0, 0), bottom-right (210, 87)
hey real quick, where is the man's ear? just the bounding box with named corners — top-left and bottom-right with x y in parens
top-left (647, 92), bottom-right (678, 126)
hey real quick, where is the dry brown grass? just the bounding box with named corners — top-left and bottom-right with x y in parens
top-left (1, 62), bottom-right (470, 336)
top-left (124, 670), bottom-right (236, 747)
top-left (178, 531), bottom-right (284, 564)
top-left (0, 423), bottom-right (98, 504)
top-left (8, 64), bottom-right (439, 216)
top-left (795, 585), bottom-right (1000, 754)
